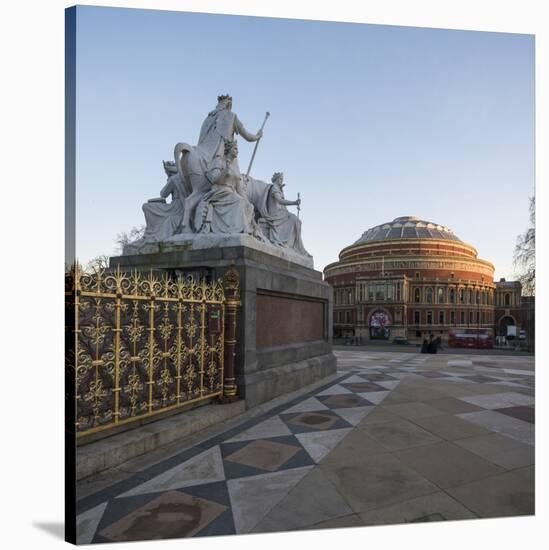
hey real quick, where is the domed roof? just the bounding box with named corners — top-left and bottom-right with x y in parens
top-left (353, 216), bottom-right (463, 245)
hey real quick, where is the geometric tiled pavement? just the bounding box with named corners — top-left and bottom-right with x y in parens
top-left (76, 350), bottom-right (535, 543)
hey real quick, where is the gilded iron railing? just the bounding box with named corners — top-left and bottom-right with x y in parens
top-left (65, 264), bottom-right (239, 437)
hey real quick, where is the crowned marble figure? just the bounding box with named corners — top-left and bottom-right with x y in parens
top-left (126, 94), bottom-right (311, 263)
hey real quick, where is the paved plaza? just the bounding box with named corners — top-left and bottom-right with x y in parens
top-left (75, 350), bottom-right (535, 543)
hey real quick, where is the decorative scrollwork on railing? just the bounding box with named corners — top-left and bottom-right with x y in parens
top-left (66, 264), bottom-right (230, 437)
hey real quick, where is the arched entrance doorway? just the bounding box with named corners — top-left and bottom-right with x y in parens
top-left (369, 310), bottom-right (391, 340)
top-left (499, 316), bottom-right (516, 337)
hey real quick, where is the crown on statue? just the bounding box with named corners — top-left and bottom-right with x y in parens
top-left (271, 172), bottom-right (284, 183)
top-left (217, 94), bottom-right (232, 102)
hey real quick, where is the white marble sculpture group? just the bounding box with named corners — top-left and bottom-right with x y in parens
top-left (126, 95), bottom-right (311, 262)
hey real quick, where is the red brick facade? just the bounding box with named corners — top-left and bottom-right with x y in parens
top-left (324, 216), bottom-right (531, 345)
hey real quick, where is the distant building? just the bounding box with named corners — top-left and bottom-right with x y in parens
top-left (324, 216), bottom-right (534, 347)
top-left (494, 279), bottom-right (535, 350)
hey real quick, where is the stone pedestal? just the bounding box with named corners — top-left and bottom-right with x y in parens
top-left (110, 237), bottom-right (336, 409)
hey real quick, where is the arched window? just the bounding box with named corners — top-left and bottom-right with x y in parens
top-left (449, 288), bottom-right (455, 303)
top-left (459, 289), bottom-right (464, 303)
top-left (426, 288), bottom-right (433, 304)
top-left (504, 293), bottom-right (511, 306)
top-left (476, 290), bottom-right (480, 304)
top-left (437, 287), bottom-right (445, 303)
top-left (414, 288), bottom-right (421, 303)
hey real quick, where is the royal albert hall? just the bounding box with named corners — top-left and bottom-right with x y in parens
top-left (324, 216), bottom-right (502, 343)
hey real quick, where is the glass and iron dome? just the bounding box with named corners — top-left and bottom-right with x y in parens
top-left (353, 216), bottom-right (463, 245)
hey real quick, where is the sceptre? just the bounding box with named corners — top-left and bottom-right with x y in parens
top-left (245, 111), bottom-right (270, 178)
top-left (297, 192), bottom-right (301, 220)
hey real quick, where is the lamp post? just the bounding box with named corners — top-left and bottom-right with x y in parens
top-left (476, 290), bottom-right (480, 348)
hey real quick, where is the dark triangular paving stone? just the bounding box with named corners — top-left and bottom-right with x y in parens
top-left (494, 406), bottom-right (535, 424)
top-left (176, 479), bottom-right (232, 506)
top-left (194, 508), bottom-right (236, 537)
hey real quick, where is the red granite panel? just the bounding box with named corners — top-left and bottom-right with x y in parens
top-left (256, 292), bottom-right (325, 348)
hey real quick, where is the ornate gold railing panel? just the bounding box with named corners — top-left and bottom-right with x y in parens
top-left (66, 266), bottom-right (228, 437)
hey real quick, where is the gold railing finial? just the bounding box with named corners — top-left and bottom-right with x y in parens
top-left (224, 263), bottom-right (240, 294)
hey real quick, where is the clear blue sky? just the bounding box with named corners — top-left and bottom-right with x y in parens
top-left (74, 6), bottom-right (534, 279)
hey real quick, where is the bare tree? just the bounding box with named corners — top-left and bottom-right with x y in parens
top-left (115, 225), bottom-right (145, 254)
top-left (514, 196), bottom-right (535, 295)
top-left (86, 254), bottom-right (110, 272)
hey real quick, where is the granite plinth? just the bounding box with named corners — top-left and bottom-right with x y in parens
top-left (110, 244), bottom-right (335, 409)
top-left (123, 233), bottom-right (314, 269)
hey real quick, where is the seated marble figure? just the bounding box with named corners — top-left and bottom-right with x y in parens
top-left (245, 172), bottom-right (311, 257)
top-left (140, 161), bottom-right (187, 242)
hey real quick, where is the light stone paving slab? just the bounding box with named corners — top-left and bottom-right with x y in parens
top-left (448, 360), bottom-right (473, 367)
top-left (379, 391), bottom-right (416, 405)
top-left (440, 377), bottom-right (475, 384)
top-left (76, 502), bottom-right (108, 545)
top-left (394, 441), bottom-right (505, 489)
top-left (319, 428), bottom-right (391, 465)
top-left (357, 391), bottom-right (390, 404)
top-left (283, 397), bottom-right (329, 414)
top-left (503, 369), bottom-right (535, 376)
top-left (454, 432), bottom-right (535, 470)
top-left (343, 374), bottom-right (376, 384)
top-left (358, 418), bottom-right (442, 451)
top-left (228, 466), bottom-right (313, 533)
top-left (376, 380), bottom-right (401, 390)
top-left (357, 406), bottom-right (403, 425)
top-left (447, 470), bottom-right (535, 517)
top-left (315, 384), bottom-right (353, 396)
top-left (295, 428), bottom-right (353, 463)
top-left (332, 406), bottom-right (374, 426)
top-left (457, 410), bottom-right (534, 446)
top-left (117, 445), bottom-right (225, 497)
top-left (225, 415), bottom-right (292, 443)
top-left (382, 402), bottom-right (447, 421)
top-left (319, 452), bottom-right (439, 513)
top-left (305, 514), bottom-right (364, 530)
top-left (412, 414), bottom-right (490, 441)
top-left (492, 392), bottom-right (535, 405)
top-left (458, 392), bottom-right (535, 410)
top-left (358, 491), bottom-right (476, 524)
top-left (252, 468), bottom-right (355, 533)
top-left (485, 381), bottom-right (531, 390)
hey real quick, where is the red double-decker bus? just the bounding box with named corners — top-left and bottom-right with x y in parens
top-left (448, 328), bottom-right (494, 349)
